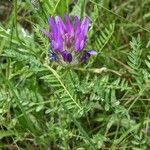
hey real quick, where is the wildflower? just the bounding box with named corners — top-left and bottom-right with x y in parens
top-left (41, 15), bottom-right (97, 66)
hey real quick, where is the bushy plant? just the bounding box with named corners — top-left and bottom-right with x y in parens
top-left (0, 0), bottom-right (150, 149)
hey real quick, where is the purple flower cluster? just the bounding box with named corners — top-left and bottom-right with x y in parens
top-left (41, 15), bottom-right (96, 66)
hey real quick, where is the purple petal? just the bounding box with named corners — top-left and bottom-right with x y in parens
top-left (51, 37), bottom-right (63, 52)
top-left (48, 17), bottom-right (60, 42)
top-left (74, 34), bottom-right (86, 52)
top-left (81, 52), bottom-right (90, 62)
top-left (74, 38), bottom-right (80, 52)
top-left (66, 53), bottom-right (72, 63)
top-left (48, 17), bottom-right (56, 32)
top-left (55, 16), bottom-right (65, 35)
top-left (61, 51), bottom-right (72, 63)
top-left (64, 15), bottom-right (74, 37)
top-left (57, 37), bottom-right (63, 51)
top-left (87, 50), bottom-right (97, 55)
top-left (79, 40), bottom-right (85, 50)
top-left (74, 16), bottom-right (81, 36)
top-left (81, 17), bottom-right (90, 37)
top-left (74, 17), bottom-right (89, 52)
top-left (51, 40), bottom-right (59, 50)
top-left (65, 34), bottom-right (72, 48)
top-left (81, 50), bottom-right (97, 62)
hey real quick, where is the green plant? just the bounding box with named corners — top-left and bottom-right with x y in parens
top-left (0, 0), bottom-right (150, 149)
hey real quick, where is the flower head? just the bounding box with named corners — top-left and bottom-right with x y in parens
top-left (41, 15), bottom-right (97, 66)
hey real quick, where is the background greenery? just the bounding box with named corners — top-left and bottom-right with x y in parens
top-left (0, 0), bottom-right (150, 149)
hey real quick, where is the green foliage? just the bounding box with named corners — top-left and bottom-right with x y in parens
top-left (92, 23), bottom-right (115, 53)
top-left (0, 0), bottom-right (150, 149)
